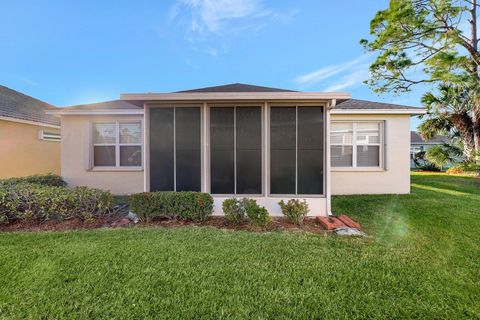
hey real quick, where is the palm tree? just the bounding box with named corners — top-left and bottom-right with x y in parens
top-left (425, 144), bottom-right (463, 171)
top-left (419, 84), bottom-right (476, 161)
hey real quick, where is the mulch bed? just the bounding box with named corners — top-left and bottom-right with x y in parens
top-left (0, 216), bottom-right (327, 234)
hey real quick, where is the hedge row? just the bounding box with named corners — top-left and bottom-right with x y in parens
top-left (130, 191), bottom-right (213, 222)
top-left (0, 183), bottom-right (114, 224)
top-left (0, 173), bottom-right (66, 187)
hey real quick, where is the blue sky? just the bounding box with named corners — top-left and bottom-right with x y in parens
top-left (1, 0), bottom-right (425, 129)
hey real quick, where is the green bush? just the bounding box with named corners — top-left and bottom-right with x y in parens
top-left (130, 191), bottom-right (213, 222)
top-left (0, 173), bottom-right (66, 187)
top-left (243, 198), bottom-right (270, 227)
top-left (222, 198), bottom-right (246, 225)
top-left (278, 199), bottom-right (310, 225)
top-left (0, 183), bottom-right (113, 223)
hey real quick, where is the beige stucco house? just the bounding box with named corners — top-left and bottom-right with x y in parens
top-left (0, 85), bottom-right (60, 178)
top-left (47, 83), bottom-right (425, 216)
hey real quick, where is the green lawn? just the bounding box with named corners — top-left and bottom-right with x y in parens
top-left (0, 173), bottom-right (479, 319)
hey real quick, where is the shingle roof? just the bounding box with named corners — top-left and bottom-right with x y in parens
top-left (61, 100), bottom-right (143, 110)
top-left (334, 99), bottom-right (422, 110)
top-left (411, 131), bottom-right (448, 144)
top-left (0, 85), bottom-right (59, 126)
top-left (176, 83), bottom-right (296, 93)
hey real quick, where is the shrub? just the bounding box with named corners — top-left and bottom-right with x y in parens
top-left (446, 167), bottom-right (464, 175)
top-left (0, 183), bottom-right (113, 223)
top-left (0, 173), bottom-right (66, 187)
top-left (278, 199), bottom-right (309, 225)
top-left (222, 198), bottom-right (246, 225)
top-left (243, 198), bottom-right (270, 227)
top-left (130, 191), bottom-right (213, 222)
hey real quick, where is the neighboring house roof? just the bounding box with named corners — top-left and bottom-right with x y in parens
top-left (176, 83), bottom-right (297, 93)
top-left (411, 131), bottom-right (449, 145)
top-left (334, 99), bottom-right (422, 111)
top-left (0, 85), bottom-right (59, 126)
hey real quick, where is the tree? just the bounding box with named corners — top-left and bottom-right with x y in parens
top-left (419, 83), bottom-right (475, 159)
top-left (361, 0), bottom-right (480, 158)
top-left (425, 143), bottom-right (463, 170)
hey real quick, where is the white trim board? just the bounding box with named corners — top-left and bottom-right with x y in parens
top-left (121, 92), bottom-right (351, 101)
top-left (46, 109), bottom-right (144, 115)
top-left (330, 109), bottom-right (426, 115)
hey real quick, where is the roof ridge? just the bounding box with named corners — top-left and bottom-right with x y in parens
top-left (175, 83), bottom-right (297, 93)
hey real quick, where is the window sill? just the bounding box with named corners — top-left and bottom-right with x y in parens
top-left (90, 167), bottom-right (144, 172)
top-left (331, 167), bottom-right (385, 172)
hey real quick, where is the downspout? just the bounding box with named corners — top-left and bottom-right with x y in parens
top-left (326, 99), bottom-right (335, 216)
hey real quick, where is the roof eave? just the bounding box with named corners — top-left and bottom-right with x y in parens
top-left (45, 109), bottom-right (145, 116)
top-left (120, 92), bottom-right (351, 101)
top-left (330, 108), bottom-right (426, 115)
top-left (0, 115), bottom-right (60, 128)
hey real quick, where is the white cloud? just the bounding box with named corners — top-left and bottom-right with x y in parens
top-left (295, 54), bottom-right (371, 86)
top-left (170, 0), bottom-right (297, 36)
top-left (175, 0), bottom-right (266, 34)
top-left (16, 76), bottom-right (38, 87)
top-left (324, 68), bottom-right (370, 92)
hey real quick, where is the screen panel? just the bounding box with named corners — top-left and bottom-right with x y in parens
top-left (150, 107), bottom-right (174, 191)
top-left (270, 107), bottom-right (296, 194)
top-left (210, 107), bottom-right (235, 194)
top-left (297, 107), bottom-right (324, 194)
top-left (175, 107), bottom-right (201, 191)
top-left (236, 107), bottom-right (262, 194)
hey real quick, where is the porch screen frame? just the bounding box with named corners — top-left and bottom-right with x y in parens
top-left (207, 103), bottom-right (264, 196)
top-left (148, 104), bottom-right (203, 192)
top-left (267, 103), bottom-right (327, 198)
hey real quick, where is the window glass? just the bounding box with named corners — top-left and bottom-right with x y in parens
top-left (270, 107), bottom-right (296, 194)
top-left (120, 146), bottom-right (142, 166)
top-left (356, 123), bottom-right (380, 145)
top-left (210, 107), bottom-right (235, 194)
top-left (119, 122), bottom-right (142, 144)
top-left (357, 146), bottom-right (380, 167)
top-left (331, 146), bottom-right (353, 167)
top-left (94, 123), bottom-right (116, 144)
top-left (94, 146), bottom-right (115, 166)
top-left (331, 123), bottom-right (353, 145)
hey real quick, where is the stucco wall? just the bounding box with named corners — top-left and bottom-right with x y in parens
top-left (330, 114), bottom-right (411, 195)
top-left (61, 115), bottom-right (144, 195)
top-left (0, 119), bottom-right (60, 178)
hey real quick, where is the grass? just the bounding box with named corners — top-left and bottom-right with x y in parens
top-left (0, 173), bottom-right (479, 319)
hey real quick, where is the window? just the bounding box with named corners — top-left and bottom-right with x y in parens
top-left (149, 107), bottom-right (201, 192)
top-left (38, 130), bottom-right (61, 142)
top-left (331, 122), bottom-right (383, 168)
top-left (93, 121), bottom-right (142, 168)
top-left (210, 106), bottom-right (262, 194)
top-left (270, 106), bottom-right (324, 195)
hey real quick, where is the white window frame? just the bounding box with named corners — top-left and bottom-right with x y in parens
top-left (92, 120), bottom-right (143, 169)
top-left (38, 130), bottom-right (61, 142)
top-left (331, 121), bottom-right (384, 170)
